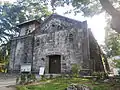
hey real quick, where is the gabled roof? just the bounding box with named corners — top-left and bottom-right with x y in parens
top-left (41, 13), bottom-right (85, 27)
top-left (17, 19), bottom-right (40, 27)
top-left (43, 13), bottom-right (82, 23)
top-left (17, 13), bottom-right (87, 29)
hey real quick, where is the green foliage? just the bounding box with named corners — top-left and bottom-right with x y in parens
top-left (92, 85), bottom-right (111, 90)
top-left (16, 77), bottom-right (120, 90)
top-left (27, 73), bottom-right (37, 82)
top-left (16, 0), bottom-right (51, 20)
top-left (118, 70), bottom-right (120, 75)
top-left (41, 75), bottom-right (45, 80)
top-left (20, 74), bottom-right (26, 84)
top-left (104, 16), bottom-right (120, 57)
top-left (92, 72), bottom-right (108, 80)
top-left (0, 42), bottom-right (10, 72)
top-left (51, 0), bottom-right (120, 17)
top-left (113, 59), bottom-right (120, 68)
top-left (16, 86), bottom-right (29, 90)
top-left (16, 73), bottom-right (37, 85)
top-left (50, 74), bottom-right (53, 79)
top-left (17, 78), bottom-right (91, 90)
top-left (0, 2), bottom-right (22, 43)
top-left (104, 19), bottom-right (120, 69)
top-left (71, 64), bottom-right (81, 77)
top-left (0, 43), bottom-right (10, 63)
top-left (51, 0), bottom-right (104, 16)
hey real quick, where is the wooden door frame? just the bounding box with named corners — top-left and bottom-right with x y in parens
top-left (49, 55), bottom-right (61, 74)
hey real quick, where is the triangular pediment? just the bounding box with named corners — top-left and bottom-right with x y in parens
top-left (40, 14), bottom-right (85, 34)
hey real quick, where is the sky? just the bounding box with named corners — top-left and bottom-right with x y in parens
top-left (1, 0), bottom-right (106, 45)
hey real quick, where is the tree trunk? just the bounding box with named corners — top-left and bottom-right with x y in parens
top-left (99, 0), bottom-right (120, 16)
top-left (99, 0), bottom-right (120, 33)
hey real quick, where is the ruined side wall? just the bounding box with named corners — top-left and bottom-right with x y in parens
top-left (9, 20), bottom-right (39, 72)
top-left (89, 30), bottom-right (105, 72)
top-left (9, 40), bottom-right (17, 71)
top-left (9, 35), bottom-right (34, 72)
top-left (9, 38), bottom-right (24, 71)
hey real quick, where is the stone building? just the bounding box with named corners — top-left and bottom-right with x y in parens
top-left (9, 14), bottom-right (109, 74)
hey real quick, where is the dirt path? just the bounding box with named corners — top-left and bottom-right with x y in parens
top-left (0, 79), bottom-right (16, 90)
top-left (0, 73), bottom-right (17, 90)
top-left (0, 87), bottom-right (16, 90)
top-left (0, 80), bottom-right (16, 87)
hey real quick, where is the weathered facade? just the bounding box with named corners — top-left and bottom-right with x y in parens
top-left (9, 14), bottom-right (109, 74)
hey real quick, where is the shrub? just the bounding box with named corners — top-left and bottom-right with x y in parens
top-left (16, 86), bottom-right (28, 90)
top-left (41, 75), bottom-right (45, 80)
top-left (118, 70), bottom-right (120, 76)
top-left (50, 74), bottom-right (53, 79)
top-left (71, 64), bottom-right (81, 77)
top-left (16, 73), bottom-right (37, 85)
top-left (92, 72), bottom-right (108, 80)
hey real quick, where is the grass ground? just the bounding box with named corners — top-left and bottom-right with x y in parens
top-left (16, 77), bottom-right (120, 90)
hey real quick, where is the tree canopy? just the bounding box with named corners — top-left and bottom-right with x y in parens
top-left (105, 24), bottom-right (120, 57)
top-left (0, 0), bottom-right (51, 44)
top-left (0, 2), bottom-right (22, 43)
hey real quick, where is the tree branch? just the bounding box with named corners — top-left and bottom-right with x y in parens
top-left (99, 0), bottom-right (120, 16)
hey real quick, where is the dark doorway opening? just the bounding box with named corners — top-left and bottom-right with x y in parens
top-left (49, 55), bottom-right (61, 74)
